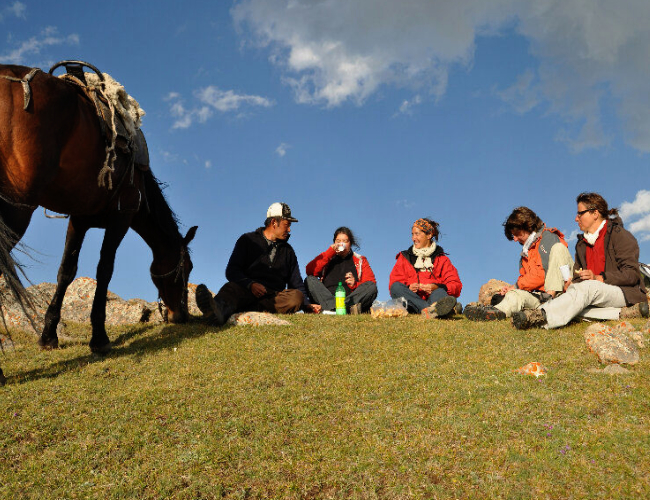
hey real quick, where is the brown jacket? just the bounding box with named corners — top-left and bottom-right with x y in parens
top-left (574, 216), bottom-right (647, 305)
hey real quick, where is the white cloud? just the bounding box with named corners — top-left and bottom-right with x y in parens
top-left (275, 142), bottom-right (290, 157)
top-left (396, 95), bottom-right (422, 116)
top-left (620, 190), bottom-right (650, 239)
top-left (0, 2), bottom-right (26, 21)
top-left (166, 86), bottom-right (273, 129)
top-left (0, 26), bottom-right (79, 64)
top-left (204, 160), bottom-right (212, 169)
top-left (395, 199), bottom-right (416, 209)
top-left (233, 0), bottom-right (650, 152)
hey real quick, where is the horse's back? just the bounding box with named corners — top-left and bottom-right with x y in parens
top-left (0, 64), bottom-right (111, 213)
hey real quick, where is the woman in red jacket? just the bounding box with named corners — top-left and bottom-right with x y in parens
top-left (305, 227), bottom-right (378, 313)
top-left (389, 218), bottom-right (462, 317)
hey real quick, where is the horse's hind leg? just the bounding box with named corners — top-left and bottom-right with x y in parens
top-left (89, 219), bottom-right (130, 354)
top-left (39, 217), bottom-right (89, 349)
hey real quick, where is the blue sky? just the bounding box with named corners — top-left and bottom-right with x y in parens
top-left (2, 0), bottom-right (649, 306)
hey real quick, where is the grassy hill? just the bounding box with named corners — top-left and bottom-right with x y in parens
top-left (1, 315), bottom-right (649, 499)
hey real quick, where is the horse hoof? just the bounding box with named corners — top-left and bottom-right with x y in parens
top-left (38, 338), bottom-right (59, 350)
top-left (90, 342), bottom-right (112, 355)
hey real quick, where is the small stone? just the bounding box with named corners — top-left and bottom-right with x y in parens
top-left (227, 311), bottom-right (291, 326)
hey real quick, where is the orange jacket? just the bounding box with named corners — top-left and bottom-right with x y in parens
top-left (517, 227), bottom-right (567, 291)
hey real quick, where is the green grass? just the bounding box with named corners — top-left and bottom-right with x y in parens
top-left (1, 315), bottom-right (649, 499)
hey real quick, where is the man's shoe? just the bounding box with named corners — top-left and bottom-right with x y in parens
top-left (511, 308), bottom-right (547, 330)
top-left (195, 284), bottom-right (227, 326)
top-left (422, 296), bottom-right (457, 318)
top-left (464, 304), bottom-right (506, 321)
top-left (619, 301), bottom-right (650, 319)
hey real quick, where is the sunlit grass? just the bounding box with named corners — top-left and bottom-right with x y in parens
top-left (1, 315), bottom-right (649, 499)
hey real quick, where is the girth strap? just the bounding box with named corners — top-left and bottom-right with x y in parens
top-left (0, 68), bottom-right (41, 110)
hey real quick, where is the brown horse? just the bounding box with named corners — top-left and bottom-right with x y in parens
top-left (0, 62), bottom-right (197, 384)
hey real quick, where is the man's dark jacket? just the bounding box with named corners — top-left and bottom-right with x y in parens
top-left (574, 216), bottom-right (647, 305)
top-left (225, 228), bottom-right (309, 300)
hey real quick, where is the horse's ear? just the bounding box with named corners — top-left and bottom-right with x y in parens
top-left (183, 226), bottom-right (198, 245)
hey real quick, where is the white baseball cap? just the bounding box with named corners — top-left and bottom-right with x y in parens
top-left (266, 202), bottom-right (298, 222)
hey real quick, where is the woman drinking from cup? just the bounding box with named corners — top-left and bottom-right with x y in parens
top-left (305, 227), bottom-right (378, 314)
top-left (389, 218), bottom-right (462, 317)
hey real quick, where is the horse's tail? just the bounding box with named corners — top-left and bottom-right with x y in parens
top-left (0, 213), bottom-right (35, 336)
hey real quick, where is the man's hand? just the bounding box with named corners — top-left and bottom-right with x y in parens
top-left (250, 282), bottom-right (267, 298)
top-left (578, 269), bottom-right (603, 282)
top-left (500, 285), bottom-right (515, 295)
top-left (563, 278), bottom-right (572, 292)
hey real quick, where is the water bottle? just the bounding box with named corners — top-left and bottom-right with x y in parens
top-left (335, 281), bottom-right (346, 315)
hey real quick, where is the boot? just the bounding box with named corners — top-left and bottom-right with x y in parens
top-left (511, 308), bottom-right (547, 330)
top-left (422, 295), bottom-right (457, 318)
top-left (464, 304), bottom-right (506, 321)
top-left (619, 301), bottom-right (650, 319)
top-left (195, 284), bottom-right (230, 326)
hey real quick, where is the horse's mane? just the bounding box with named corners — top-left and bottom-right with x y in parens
top-left (142, 169), bottom-right (182, 241)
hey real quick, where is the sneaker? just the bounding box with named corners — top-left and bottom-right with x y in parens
top-left (422, 296), bottom-right (457, 318)
top-left (464, 304), bottom-right (506, 321)
top-left (454, 302), bottom-right (463, 315)
top-left (195, 284), bottom-right (227, 326)
top-left (619, 301), bottom-right (650, 319)
top-left (350, 303), bottom-right (363, 315)
top-left (511, 308), bottom-right (547, 330)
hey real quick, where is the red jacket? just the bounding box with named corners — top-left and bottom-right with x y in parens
top-left (389, 246), bottom-right (462, 298)
top-left (306, 247), bottom-right (376, 290)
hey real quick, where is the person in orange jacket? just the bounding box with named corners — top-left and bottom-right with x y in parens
top-left (464, 206), bottom-right (573, 321)
top-left (389, 218), bottom-right (461, 317)
top-left (305, 227), bottom-right (378, 313)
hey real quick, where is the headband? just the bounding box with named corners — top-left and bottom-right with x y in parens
top-left (413, 218), bottom-right (434, 235)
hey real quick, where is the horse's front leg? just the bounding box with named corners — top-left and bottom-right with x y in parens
top-left (40, 218), bottom-right (89, 349)
top-left (89, 220), bottom-right (130, 354)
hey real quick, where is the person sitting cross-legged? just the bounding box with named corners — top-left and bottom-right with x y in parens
top-left (512, 192), bottom-right (648, 330)
top-left (195, 202), bottom-right (320, 325)
top-left (389, 218), bottom-right (462, 318)
top-left (464, 206), bottom-right (573, 321)
top-left (304, 227), bottom-right (378, 314)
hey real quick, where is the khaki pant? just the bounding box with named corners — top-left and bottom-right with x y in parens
top-left (216, 282), bottom-right (304, 314)
top-left (541, 280), bottom-right (625, 329)
top-left (544, 243), bottom-right (574, 293)
top-left (495, 289), bottom-right (542, 317)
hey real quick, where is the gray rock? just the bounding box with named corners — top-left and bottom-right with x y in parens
top-left (584, 323), bottom-right (639, 365)
top-left (478, 279), bottom-right (512, 306)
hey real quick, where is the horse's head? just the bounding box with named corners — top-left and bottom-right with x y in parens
top-left (150, 226), bottom-right (198, 323)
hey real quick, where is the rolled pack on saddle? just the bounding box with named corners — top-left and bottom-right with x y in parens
top-left (50, 60), bottom-right (149, 194)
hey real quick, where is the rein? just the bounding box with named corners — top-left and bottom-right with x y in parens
top-left (150, 247), bottom-right (188, 321)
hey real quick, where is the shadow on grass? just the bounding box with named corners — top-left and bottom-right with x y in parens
top-left (4, 317), bottom-right (232, 385)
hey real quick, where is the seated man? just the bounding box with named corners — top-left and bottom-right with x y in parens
top-left (512, 193), bottom-right (648, 329)
top-left (465, 206), bottom-right (573, 321)
top-left (195, 202), bottom-right (319, 325)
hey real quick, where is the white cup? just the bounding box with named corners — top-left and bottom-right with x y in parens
top-left (560, 264), bottom-right (571, 282)
top-left (337, 243), bottom-right (346, 252)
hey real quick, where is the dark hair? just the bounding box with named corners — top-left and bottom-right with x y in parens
top-left (503, 207), bottom-right (544, 241)
top-left (333, 226), bottom-right (359, 249)
top-left (576, 192), bottom-right (618, 219)
top-left (413, 218), bottom-right (440, 241)
top-left (264, 216), bottom-right (283, 228)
